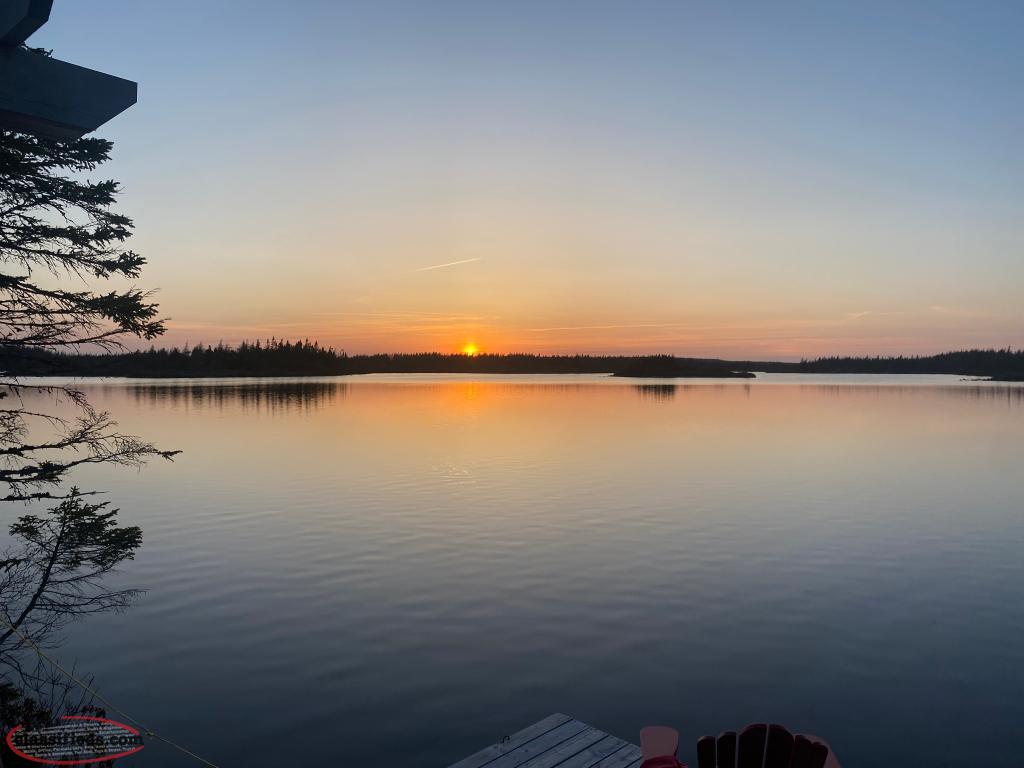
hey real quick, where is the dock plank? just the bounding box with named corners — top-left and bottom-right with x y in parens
top-left (446, 714), bottom-right (643, 768)
top-left (447, 713), bottom-right (574, 768)
top-left (555, 734), bottom-right (633, 767)
top-left (511, 728), bottom-right (608, 768)
top-left (481, 720), bottom-right (590, 768)
top-left (591, 746), bottom-right (642, 768)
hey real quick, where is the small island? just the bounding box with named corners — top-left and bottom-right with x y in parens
top-left (612, 355), bottom-right (756, 379)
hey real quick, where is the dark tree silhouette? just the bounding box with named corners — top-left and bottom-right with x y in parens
top-left (0, 490), bottom-right (142, 763)
top-left (0, 129), bottom-right (169, 740)
top-left (0, 489), bottom-right (142, 647)
top-left (0, 489), bottom-right (142, 656)
top-left (0, 677), bottom-right (113, 768)
top-left (0, 132), bottom-right (163, 350)
top-left (0, 130), bottom-right (176, 503)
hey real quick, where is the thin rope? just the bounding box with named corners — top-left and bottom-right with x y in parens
top-left (0, 614), bottom-right (220, 768)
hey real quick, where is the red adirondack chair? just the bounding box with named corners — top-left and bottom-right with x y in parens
top-left (640, 723), bottom-right (840, 768)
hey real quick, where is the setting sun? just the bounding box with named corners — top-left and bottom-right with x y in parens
top-left (462, 342), bottom-right (479, 357)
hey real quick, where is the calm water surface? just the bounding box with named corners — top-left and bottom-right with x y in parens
top-left (11, 375), bottom-right (1024, 767)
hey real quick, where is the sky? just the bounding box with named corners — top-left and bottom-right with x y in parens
top-left (31, 1), bottom-right (1023, 359)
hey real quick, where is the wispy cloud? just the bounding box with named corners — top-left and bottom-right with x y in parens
top-left (526, 323), bottom-right (679, 332)
top-left (316, 310), bottom-right (496, 322)
top-left (844, 310), bottom-right (906, 320)
top-left (929, 305), bottom-right (979, 317)
top-left (166, 321), bottom-right (307, 331)
top-left (846, 306), bottom-right (984, 321)
top-left (413, 257), bottom-right (481, 272)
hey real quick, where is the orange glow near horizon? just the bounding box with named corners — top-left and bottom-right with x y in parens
top-left (148, 310), bottom-right (1022, 362)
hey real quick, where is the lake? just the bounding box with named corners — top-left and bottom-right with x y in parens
top-left (9, 375), bottom-right (1024, 767)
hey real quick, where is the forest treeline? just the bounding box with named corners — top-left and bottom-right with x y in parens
top-left (0, 341), bottom-right (1021, 379)
top-left (750, 348), bottom-right (1024, 378)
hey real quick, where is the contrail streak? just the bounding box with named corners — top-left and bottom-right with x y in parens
top-left (527, 323), bottom-right (679, 332)
top-left (414, 257), bottom-right (481, 272)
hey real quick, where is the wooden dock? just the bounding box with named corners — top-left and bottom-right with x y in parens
top-left (447, 713), bottom-right (644, 768)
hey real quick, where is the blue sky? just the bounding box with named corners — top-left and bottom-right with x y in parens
top-left (31, 1), bottom-right (1023, 357)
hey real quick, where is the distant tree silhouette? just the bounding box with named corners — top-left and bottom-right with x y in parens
top-left (613, 355), bottom-right (755, 378)
top-left (729, 348), bottom-right (1024, 377)
top-left (5, 345), bottom-right (1021, 379)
